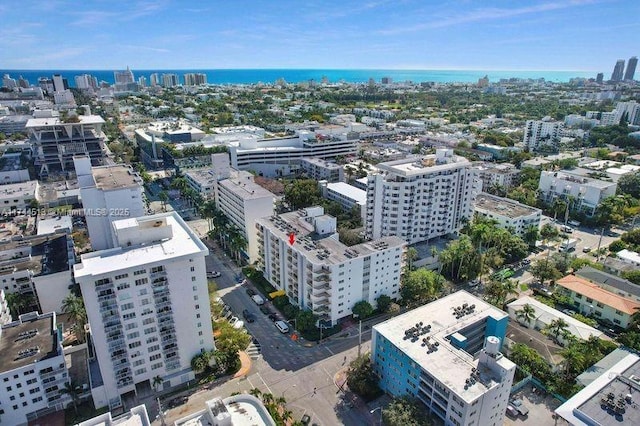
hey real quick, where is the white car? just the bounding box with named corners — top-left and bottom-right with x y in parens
top-left (275, 320), bottom-right (290, 333)
top-left (207, 271), bottom-right (221, 278)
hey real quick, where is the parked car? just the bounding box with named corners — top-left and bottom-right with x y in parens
top-left (229, 316), bottom-right (239, 326)
top-left (506, 405), bottom-right (519, 418)
top-left (246, 288), bottom-right (257, 297)
top-left (562, 309), bottom-right (575, 316)
top-left (510, 399), bottom-right (529, 416)
top-left (301, 414), bottom-right (311, 425)
top-left (232, 320), bottom-right (245, 329)
top-left (582, 246), bottom-right (591, 253)
top-left (275, 320), bottom-right (290, 333)
top-left (252, 294), bottom-right (265, 305)
top-left (167, 396), bottom-right (188, 408)
top-left (268, 313), bottom-right (278, 322)
top-left (259, 305), bottom-right (272, 315)
top-left (242, 309), bottom-right (256, 323)
top-left (207, 271), bottom-right (221, 278)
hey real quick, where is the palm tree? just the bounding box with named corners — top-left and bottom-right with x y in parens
top-left (249, 388), bottom-right (262, 398)
top-left (158, 191), bottom-right (169, 212)
top-left (60, 381), bottom-right (82, 414)
top-left (190, 353), bottom-right (207, 373)
top-left (152, 375), bottom-right (164, 392)
top-left (559, 346), bottom-right (586, 377)
top-left (5, 292), bottom-right (35, 317)
top-left (405, 247), bottom-right (418, 272)
top-left (515, 304), bottom-right (536, 327)
top-left (545, 318), bottom-right (570, 344)
top-left (61, 294), bottom-right (87, 343)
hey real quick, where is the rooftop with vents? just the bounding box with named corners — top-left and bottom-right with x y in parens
top-left (0, 311), bottom-right (59, 373)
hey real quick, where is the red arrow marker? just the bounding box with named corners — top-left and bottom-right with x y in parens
top-left (289, 232), bottom-right (295, 245)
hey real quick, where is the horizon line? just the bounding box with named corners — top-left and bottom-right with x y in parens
top-left (1, 67), bottom-right (599, 73)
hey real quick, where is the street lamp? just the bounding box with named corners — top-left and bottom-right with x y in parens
top-left (370, 407), bottom-right (383, 425)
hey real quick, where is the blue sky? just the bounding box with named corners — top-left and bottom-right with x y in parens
top-left (1, 0), bottom-right (638, 71)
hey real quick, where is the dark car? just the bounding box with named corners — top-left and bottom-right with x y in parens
top-left (301, 414), bottom-right (311, 425)
top-left (242, 309), bottom-right (256, 323)
top-left (268, 313), bottom-right (278, 322)
top-left (246, 288), bottom-right (257, 297)
top-left (259, 305), bottom-right (271, 315)
top-left (167, 396), bottom-right (188, 408)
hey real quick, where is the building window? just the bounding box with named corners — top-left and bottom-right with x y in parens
top-left (134, 269), bottom-right (146, 275)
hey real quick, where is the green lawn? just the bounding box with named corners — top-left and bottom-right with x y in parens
top-left (520, 283), bottom-right (529, 292)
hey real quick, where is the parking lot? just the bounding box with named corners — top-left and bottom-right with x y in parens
top-left (505, 383), bottom-right (564, 425)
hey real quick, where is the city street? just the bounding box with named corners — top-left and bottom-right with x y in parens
top-left (152, 230), bottom-right (381, 425)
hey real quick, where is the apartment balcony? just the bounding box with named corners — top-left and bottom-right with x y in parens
top-left (99, 301), bottom-right (118, 312)
top-left (150, 270), bottom-right (167, 280)
top-left (98, 293), bottom-right (116, 303)
top-left (311, 280), bottom-right (330, 291)
top-left (317, 274), bottom-right (330, 282)
top-left (101, 311), bottom-right (120, 323)
top-left (104, 322), bottom-right (123, 334)
top-left (95, 282), bottom-right (114, 292)
top-left (161, 335), bottom-right (177, 345)
top-left (152, 277), bottom-right (168, 287)
top-left (312, 305), bottom-right (330, 315)
top-left (153, 287), bottom-right (170, 298)
top-left (310, 291), bottom-right (330, 304)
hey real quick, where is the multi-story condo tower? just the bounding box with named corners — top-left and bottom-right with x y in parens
top-left (114, 67), bottom-right (134, 84)
top-left (624, 56), bottom-right (638, 81)
top-left (75, 156), bottom-right (146, 251)
top-left (372, 291), bottom-right (516, 426)
top-left (0, 312), bottom-right (71, 425)
top-left (183, 73), bottom-right (207, 86)
top-left (256, 206), bottom-right (405, 325)
top-left (611, 59), bottom-right (625, 81)
top-left (523, 119), bottom-right (562, 151)
top-left (74, 212), bottom-right (214, 410)
top-left (26, 113), bottom-right (108, 178)
top-left (215, 170), bottom-right (275, 264)
top-left (162, 74), bottom-right (179, 88)
top-left (366, 149), bottom-right (481, 244)
top-left (150, 73), bottom-right (159, 87)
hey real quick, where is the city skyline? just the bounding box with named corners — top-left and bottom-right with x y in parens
top-left (1, 0), bottom-right (638, 71)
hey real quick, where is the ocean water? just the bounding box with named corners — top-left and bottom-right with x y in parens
top-left (1, 68), bottom-right (595, 87)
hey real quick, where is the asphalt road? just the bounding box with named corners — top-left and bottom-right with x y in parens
top-left (190, 237), bottom-right (381, 425)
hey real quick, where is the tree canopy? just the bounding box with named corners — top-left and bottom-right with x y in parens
top-left (400, 268), bottom-right (445, 306)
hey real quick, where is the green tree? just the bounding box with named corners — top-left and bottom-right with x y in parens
top-left (596, 195), bottom-right (631, 226)
top-left (61, 294), bottom-right (87, 343)
top-left (622, 270), bottom-right (640, 285)
top-left (190, 352), bottom-right (208, 373)
top-left (158, 191), bottom-right (169, 212)
top-left (295, 310), bottom-right (316, 332)
top-left (400, 268), bottom-right (445, 307)
top-left (545, 318), bottom-right (570, 344)
top-left (530, 258), bottom-right (562, 285)
top-left (352, 300), bottom-right (374, 319)
top-left (523, 225), bottom-right (540, 247)
top-left (346, 353), bottom-right (381, 401)
top-left (60, 381), bottom-right (83, 414)
top-left (540, 223), bottom-right (559, 241)
top-left (284, 179), bottom-right (321, 210)
top-left (617, 171), bottom-right (640, 199)
top-left (152, 375), bottom-right (164, 392)
top-left (375, 294), bottom-right (392, 313)
top-left (559, 345), bottom-right (586, 378)
top-left (515, 303), bottom-right (536, 327)
top-left (382, 396), bottom-right (432, 426)
top-left (405, 247), bottom-right (418, 271)
top-left (5, 292), bottom-right (35, 318)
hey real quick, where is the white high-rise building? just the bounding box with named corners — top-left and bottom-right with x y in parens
top-left (366, 149), bottom-right (481, 244)
top-left (75, 157), bottom-right (146, 251)
top-left (26, 113), bottom-right (108, 178)
top-left (0, 312), bottom-right (71, 425)
top-left (52, 74), bottom-right (67, 93)
top-left (215, 170), bottom-right (275, 263)
top-left (183, 73), bottom-right (207, 86)
top-left (114, 67), bottom-right (134, 84)
top-left (256, 207), bottom-right (405, 325)
top-left (373, 291), bottom-right (515, 426)
top-left (150, 73), bottom-right (159, 87)
top-left (75, 74), bottom-right (98, 90)
top-left (74, 212), bottom-right (215, 410)
top-left (523, 119), bottom-right (562, 151)
top-left (162, 74), bottom-right (179, 88)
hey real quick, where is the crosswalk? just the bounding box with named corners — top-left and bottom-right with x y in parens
top-left (246, 339), bottom-right (262, 359)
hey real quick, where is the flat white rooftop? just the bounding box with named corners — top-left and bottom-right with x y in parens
top-left (326, 182), bottom-right (366, 205)
top-left (0, 180), bottom-right (37, 199)
top-left (374, 291), bottom-right (510, 402)
top-left (219, 176), bottom-right (276, 200)
top-left (74, 212), bottom-right (206, 278)
top-left (26, 115), bottom-right (105, 127)
top-left (377, 153), bottom-right (469, 176)
top-left (174, 395), bottom-right (275, 426)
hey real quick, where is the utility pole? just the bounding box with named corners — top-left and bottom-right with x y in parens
top-left (157, 397), bottom-right (166, 426)
top-left (596, 227), bottom-right (605, 262)
top-left (357, 319), bottom-right (362, 357)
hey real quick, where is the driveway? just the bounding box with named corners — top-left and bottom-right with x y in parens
top-left (505, 383), bottom-right (564, 426)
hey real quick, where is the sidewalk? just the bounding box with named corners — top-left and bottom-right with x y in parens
top-left (233, 351), bottom-right (252, 378)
